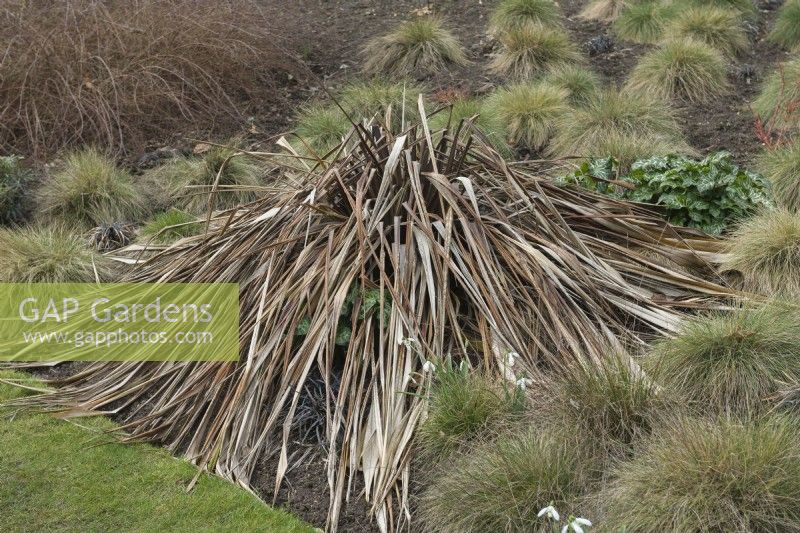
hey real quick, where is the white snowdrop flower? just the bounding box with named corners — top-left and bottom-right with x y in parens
top-left (516, 377), bottom-right (533, 389)
top-left (562, 517), bottom-right (592, 533)
top-left (537, 505), bottom-right (560, 521)
top-left (505, 351), bottom-right (519, 367)
top-left (422, 360), bottom-right (436, 373)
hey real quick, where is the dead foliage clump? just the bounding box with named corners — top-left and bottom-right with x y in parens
top-left (14, 106), bottom-right (734, 531)
top-left (0, 0), bottom-right (294, 158)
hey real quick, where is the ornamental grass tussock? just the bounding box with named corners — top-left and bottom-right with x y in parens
top-left (361, 17), bottom-right (468, 77)
top-left (145, 143), bottom-right (263, 214)
top-left (489, 0), bottom-right (563, 35)
top-left (484, 82), bottom-right (570, 152)
top-left (613, 1), bottom-right (676, 44)
top-left (757, 142), bottom-right (800, 212)
top-left (646, 302), bottom-right (800, 416)
top-left (601, 415), bottom-right (800, 532)
top-left (37, 148), bottom-right (145, 228)
top-left (752, 58), bottom-right (800, 134)
top-left (417, 361), bottom-right (524, 461)
top-left (542, 64), bottom-right (601, 107)
top-left (551, 89), bottom-right (689, 164)
top-left (489, 24), bottom-right (581, 80)
top-left (662, 7), bottom-right (748, 57)
top-left (626, 38), bottom-right (730, 103)
top-left (0, 225), bottom-right (113, 283)
top-left (770, 0), bottom-right (800, 50)
top-left (419, 429), bottom-right (591, 533)
top-left (723, 209), bottom-right (800, 298)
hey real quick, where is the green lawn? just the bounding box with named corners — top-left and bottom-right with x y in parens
top-left (0, 370), bottom-right (312, 532)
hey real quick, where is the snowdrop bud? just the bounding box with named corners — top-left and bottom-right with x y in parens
top-left (422, 360), bottom-right (436, 373)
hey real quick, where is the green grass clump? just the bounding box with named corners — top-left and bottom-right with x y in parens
top-left (0, 225), bottom-right (112, 282)
top-left (38, 148), bottom-right (144, 227)
top-left (583, 131), bottom-right (690, 171)
top-left (484, 82), bottom-right (569, 151)
top-left (339, 79), bottom-right (425, 126)
top-left (551, 89), bottom-right (689, 165)
top-left (147, 145), bottom-right (262, 213)
top-left (579, 0), bottom-right (629, 22)
top-left (140, 209), bottom-right (202, 244)
top-left (684, 0), bottom-right (758, 18)
top-left (418, 364), bottom-right (523, 460)
top-left (602, 416), bottom-right (800, 532)
top-left (489, 0), bottom-right (562, 34)
top-left (361, 17), bottom-right (468, 77)
top-left (0, 371), bottom-right (312, 533)
top-left (0, 155), bottom-right (32, 225)
top-left (646, 303), bottom-right (800, 415)
top-left (613, 2), bottom-right (675, 44)
top-left (536, 354), bottom-right (670, 462)
top-left (757, 143), bottom-right (800, 211)
top-left (723, 209), bottom-right (800, 297)
top-left (626, 38), bottom-right (730, 103)
top-left (429, 98), bottom-right (513, 157)
top-left (489, 24), bottom-right (581, 80)
top-left (770, 0), bottom-right (800, 50)
top-left (752, 59), bottom-right (800, 133)
top-left (663, 7), bottom-right (748, 57)
top-left (542, 64), bottom-right (600, 106)
top-left (420, 430), bottom-right (589, 532)
top-left (294, 104), bottom-right (352, 154)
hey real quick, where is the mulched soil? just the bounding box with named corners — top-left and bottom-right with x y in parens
top-left (29, 1), bottom-right (794, 531)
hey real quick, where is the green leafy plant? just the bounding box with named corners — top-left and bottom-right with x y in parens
top-left (489, 0), bottom-right (562, 34)
top-left (626, 38), bottom-right (730, 103)
top-left (770, 0), bottom-right (800, 50)
top-left (489, 24), bottom-right (581, 79)
top-left (361, 17), bottom-right (468, 77)
top-left (562, 152), bottom-right (771, 233)
top-left (0, 155), bottom-right (32, 225)
top-left (294, 284), bottom-right (392, 348)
